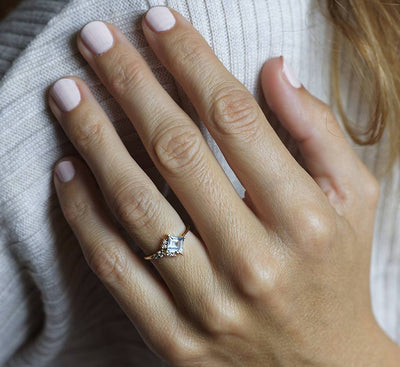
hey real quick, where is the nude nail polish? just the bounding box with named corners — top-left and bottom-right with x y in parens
top-left (282, 58), bottom-right (302, 89)
top-left (51, 78), bottom-right (81, 112)
top-left (55, 160), bottom-right (75, 183)
top-left (81, 21), bottom-right (114, 55)
top-left (145, 6), bottom-right (176, 32)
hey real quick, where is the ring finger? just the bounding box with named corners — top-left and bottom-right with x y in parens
top-left (52, 156), bottom-right (201, 360)
top-left (49, 77), bottom-right (214, 309)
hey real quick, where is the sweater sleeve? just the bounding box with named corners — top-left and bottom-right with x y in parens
top-left (0, 0), bottom-right (70, 79)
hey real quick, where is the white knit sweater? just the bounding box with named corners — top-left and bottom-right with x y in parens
top-left (0, 0), bottom-right (399, 365)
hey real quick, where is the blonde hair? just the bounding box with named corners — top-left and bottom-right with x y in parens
top-left (324, 0), bottom-right (400, 174)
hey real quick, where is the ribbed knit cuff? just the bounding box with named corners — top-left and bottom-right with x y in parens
top-left (0, 0), bottom-right (70, 78)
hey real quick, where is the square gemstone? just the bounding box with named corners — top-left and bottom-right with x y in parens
top-left (166, 235), bottom-right (184, 255)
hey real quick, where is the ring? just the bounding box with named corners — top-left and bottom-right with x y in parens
top-left (144, 225), bottom-right (190, 260)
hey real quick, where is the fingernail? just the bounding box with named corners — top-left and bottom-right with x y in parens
top-left (145, 6), bottom-right (176, 32)
top-left (282, 58), bottom-right (302, 89)
top-left (81, 21), bottom-right (114, 55)
top-left (55, 160), bottom-right (75, 183)
top-left (51, 78), bottom-right (81, 112)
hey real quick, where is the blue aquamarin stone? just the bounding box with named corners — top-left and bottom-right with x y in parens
top-left (166, 235), bottom-right (184, 255)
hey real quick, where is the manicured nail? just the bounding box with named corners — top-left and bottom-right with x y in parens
top-left (81, 21), bottom-right (114, 55)
top-left (55, 160), bottom-right (75, 183)
top-left (282, 58), bottom-right (302, 89)
top-left (145, 6), bottom-right (176, 32)
top-left (51, 78), bottom-right (81, 112)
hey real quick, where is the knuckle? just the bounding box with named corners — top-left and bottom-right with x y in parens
top-left (111, 181), bottom-right (160, 231)
top-left (164, 338), bottom-right (203, 367)
top-left (319, 103), bottom-right (341, 134)
top-left (232, 250), bottom-right (290, 319)
top-left (86, 243), bottom-right (128, 284)
top-left (108, 53), bottom-right (147, 96)
top-left (201, 296), bottom-right (242, 336)
top-left (171, 32), bottom-right (206, 71)
top-left (209, 85), bottom-right (262, 140)
top-left (152, 125), bottom-right (204, 176)
top-left (320, 103), bottom-right (335, 121)
top-left (70, 114), bottom-right (106, 153)
top-left (62, 199), bottom-right (91, 225)
top-left (364, 174), bottom-right (380, 205)
top-left (234, 255), bottom-right (278, 301)
top-left (294, 207), bottom-right (336, 258)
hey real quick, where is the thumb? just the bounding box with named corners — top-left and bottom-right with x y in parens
top-left (260, 57), bottom-right (374, 216)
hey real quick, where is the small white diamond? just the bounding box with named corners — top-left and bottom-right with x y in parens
top-left (165, 235), bottom-right (184, 256)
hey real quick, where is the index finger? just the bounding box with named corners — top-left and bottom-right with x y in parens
top-left (142, 7), bottom-right (328, 225)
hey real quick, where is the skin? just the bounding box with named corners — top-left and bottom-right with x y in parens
top-left (48, 7), bottom-right (400, 367)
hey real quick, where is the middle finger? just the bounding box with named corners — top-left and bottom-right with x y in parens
top-left (76, 20), bottom-right (264, 269)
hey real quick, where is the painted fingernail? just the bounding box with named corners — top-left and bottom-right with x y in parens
top-left (145, 6), bottom-right (176, 32)
top-left (81, 21), bottom-right (114, 55)
top-left (51, 78), bottom-right (81, 112)
top-left (55, 160), bottom-right (75, 183)
top-left (282, 58), bottom-right (302, 89)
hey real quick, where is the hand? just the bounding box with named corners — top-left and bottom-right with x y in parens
top-left (48, 6), bottom-right (400, 366)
